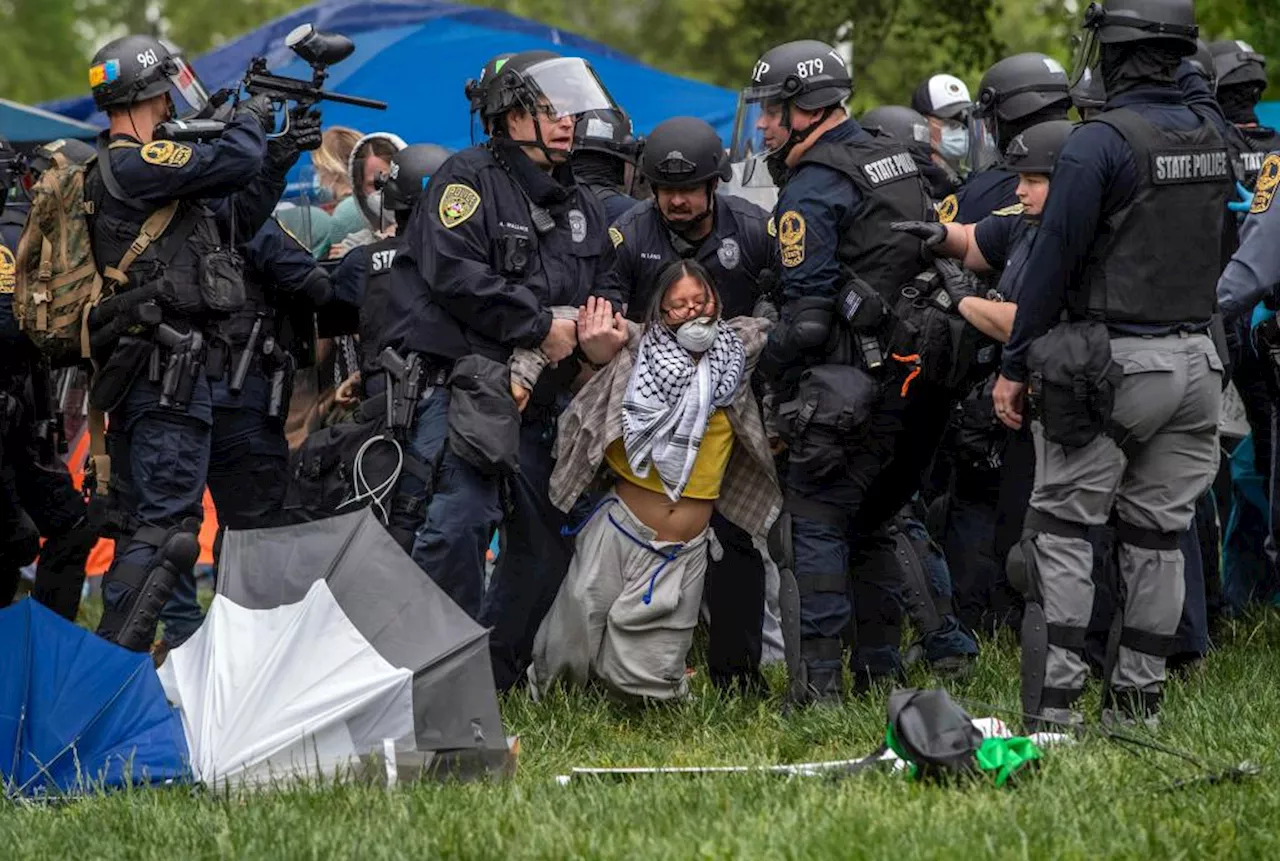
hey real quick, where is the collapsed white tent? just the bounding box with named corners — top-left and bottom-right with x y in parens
top-left (158, 509), bottom-right (510, 788)
top-left (160, 581), bottom-right (416, 787)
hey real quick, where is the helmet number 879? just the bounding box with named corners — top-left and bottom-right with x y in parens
top-left (796, 59), bottom-right (824, 78)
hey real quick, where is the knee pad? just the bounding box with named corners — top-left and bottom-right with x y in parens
top-left (767, 511), bottom-right (794, 573)
top-left (98, 526), bottom-right (200, 652)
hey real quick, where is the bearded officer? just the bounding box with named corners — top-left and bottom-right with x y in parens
top-left (993, 0), bottom-right (1230, 729)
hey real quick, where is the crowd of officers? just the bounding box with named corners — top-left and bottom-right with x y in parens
top-left (2, 0), bottom-right (1278, 730)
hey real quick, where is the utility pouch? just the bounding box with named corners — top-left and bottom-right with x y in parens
top-left (89, 336), bottom-right (153, 412)
top-left (446, 354), bottom-right (521, 476)
top-left (1026, 321), bottom-right (1121, 448)
top-left (776, 363), bottom-right (878, 479)
top-left (198, 247), bottom-right (247, 314)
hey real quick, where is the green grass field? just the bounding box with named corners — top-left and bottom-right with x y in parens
top-left (5, 604), bottom-right (1280, 860)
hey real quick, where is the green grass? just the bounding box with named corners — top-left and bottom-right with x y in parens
top-left (6, 608), bottom-right (1280, 860)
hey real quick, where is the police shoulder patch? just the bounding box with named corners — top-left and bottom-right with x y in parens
top-left (139, 140), bottom-right (193, 168)
top-left (991, 202), bottom-right (1025, 217)
top-left (609, 227), bottom-right (624, 248)
top-left (1251, 154), bottom-right (1280, 215)
top-left (0, 244), bottom-right (15, 295)
top-left (937, 195), bottom-right (959, 224)
top-left (439, 183), bottom-right (481, 229)
top-left (778, 210), bottom-right (806, 268)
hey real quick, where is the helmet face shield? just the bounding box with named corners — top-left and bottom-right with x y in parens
top-left (1069, 25), bottom-right (1103, 90)
top-left (520, 58), bottom-right (617, 121)
top-left (167, 55), bottom-right (210, 113)
top-left (964, 112), bottom-right (1002, 174)
top-left (731, 91), bottom-right (787, 160)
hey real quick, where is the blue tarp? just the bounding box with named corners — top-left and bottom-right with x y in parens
top-left (0, 600), bottom-right (188, 798)
top-left (0, 99), bottom-right (100, 145)
top-left (43, 0), bottom-right (737, 153)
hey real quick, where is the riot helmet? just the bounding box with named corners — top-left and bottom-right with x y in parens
top-left (1002, 120), bottom-right (1076, 176)
top-left (1211, 39), bottom-right (1268, 89)
top-left (1070, 66), bottom-right (1108, 117)
top-left (347, 132), bottom-right (406, 233)
top-left (969, 53), bottom-right (1071, 173)
top-left (860, 105), bottom-right (933, 159)
top-left (641, 117), bottom-right (732, 237)
top-left (573, 107), bottom-right (639, 162)
top-left (735, 40), bottom-right (852, 165)
top-left (465, 53), bottom-right (516, 135)
top-left (378, 143), bottom-right (453, 214)
top-left (470, 50), bottom-right (620, 164)
top-left (89, 35), bottom-right (210, 115)
top-left (1069, 0), bottom-right (1198, 89)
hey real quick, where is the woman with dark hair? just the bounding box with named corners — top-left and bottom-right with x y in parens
top-left (520, 259), bottom-right (780, 702)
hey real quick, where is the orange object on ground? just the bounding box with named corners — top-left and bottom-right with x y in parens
top-left (65, 427), bottom-right (219, 577)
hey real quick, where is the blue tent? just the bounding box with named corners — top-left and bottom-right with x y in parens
top-left (0, 600), bottom-right (189, 798)
top-left (0, 99), bottom-right (100, 145)
top-left (43, 0), bottom-right (738, 154)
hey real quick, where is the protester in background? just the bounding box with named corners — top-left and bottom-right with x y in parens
top-left (910, 73), bottom-right (973, 187)
top-left (310, 126), bottom-right (361, 206)
top-left (528, 261), bottom-right (780, 701)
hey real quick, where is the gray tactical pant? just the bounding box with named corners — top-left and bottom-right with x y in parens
top-left (1026, 334), bottom-right (1222, 700)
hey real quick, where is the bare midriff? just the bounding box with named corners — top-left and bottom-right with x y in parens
top-left (613, 480), bottom-right (714, 543)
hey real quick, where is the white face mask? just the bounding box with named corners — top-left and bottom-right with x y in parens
top-left (939, 125), bottom-right (969, 159)
top-left (361, 190), bottom-right (395, 232)
top-left (675, 317), bottom-right (719, 353)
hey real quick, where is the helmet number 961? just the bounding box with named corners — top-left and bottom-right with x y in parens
top-left (796, 58), bottom-right (824, 78)
top-left (137, 48), bottom-right (159, 67)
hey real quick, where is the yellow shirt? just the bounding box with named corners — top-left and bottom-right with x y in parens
top-left (605, 410), bottom-right (735, 500)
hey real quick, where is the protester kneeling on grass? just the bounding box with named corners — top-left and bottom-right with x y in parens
top-left (520, 260), bottom-right (781, 702)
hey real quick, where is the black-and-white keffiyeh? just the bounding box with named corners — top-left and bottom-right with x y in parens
top-left (621, 322), bottom-right (746, 501)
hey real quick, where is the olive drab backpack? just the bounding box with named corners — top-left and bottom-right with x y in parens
top-left (13, 149), bottom-right (176, 367)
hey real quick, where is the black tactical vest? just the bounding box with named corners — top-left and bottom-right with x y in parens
top-left (795, 133), bottom-right (933, 302)
top-left (1228, 124), bottom-right (1280, 189)
top-left (85, 160), bottom-right (224, 320)
top-left (359, 234), bottom-right (405, 377)
top-left (1076, 108), bottom-right (1229, 326)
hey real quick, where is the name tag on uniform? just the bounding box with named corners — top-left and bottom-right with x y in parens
top-left (861, 152), bottom-right (919, 187)
top-left (1152, 150), bottom-right (1230, 184)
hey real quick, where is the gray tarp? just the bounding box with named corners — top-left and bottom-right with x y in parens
top-left (218, 509), bottom-right (507, 759)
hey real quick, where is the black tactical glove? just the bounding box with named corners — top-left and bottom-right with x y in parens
top-left (266, 108), bottom-right (323, 175)
top-left (891, 220), bottom-right (947, 247)
top-left (236, 94), bottom-right (276, 135)
top-left (752, 296), bottom-right (780, 324)
top-left (934, 258), bottom-right (980, 307)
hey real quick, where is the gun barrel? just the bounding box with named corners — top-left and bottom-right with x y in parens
top-left (320, 90), bottom-right (387, 110)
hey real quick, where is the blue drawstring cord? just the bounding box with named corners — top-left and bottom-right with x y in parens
top-left (560, 496), bottom-right (685, 605)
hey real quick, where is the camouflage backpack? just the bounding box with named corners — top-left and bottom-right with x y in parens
top-left (13, 147), bottom-right (175, 367)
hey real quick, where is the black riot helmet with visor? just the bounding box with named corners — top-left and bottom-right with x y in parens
top-left (573, 107), bottom-right (639, 163)
top-left (89, 34), bottom-right (210, 116)
top-left (1068, 0), bottom-right (1199, 91)
top-left (861, 105), bottom-right (934, 160)
top-left (968, 53), bottom-right (1071, 174)
top-left (470, 50), bottom-right (620, 164)
top-left (734, 40), bottom-right (852, 169)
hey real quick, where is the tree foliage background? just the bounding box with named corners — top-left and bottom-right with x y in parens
top-left (0, 0), bottom-right (1275, 109)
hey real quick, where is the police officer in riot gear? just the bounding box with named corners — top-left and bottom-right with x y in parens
top-left (910, 74), bottom-right (973, 187)
top-left (378, 50), bottom-right (624, 690)
top-left (942, 53), bottom-right (1072, 224)
top-left (741, 39), bottom-right (939, 702)
top-left (1211, 39), bottom-right (1280, 190)
top-left (155, 216), bottom-right (334, 657)
top-left (608, 115), bottom-right (775, 690)
top-left (573, 107), bottom-right (641, 223)
top-left (993, 0), bottom-right (1229, 728)
top-left (861, 105), bottom-right (957, 200)
top-left (85, 33), bottom-right (310, 651)
top-left (0, 140), bottom-right (98, 621)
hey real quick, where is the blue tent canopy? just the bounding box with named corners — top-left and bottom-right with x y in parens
top-left (0, 600), bottom-right (189, 798)
top-left (0, 99), bottom-right (100, 145)
top-left (43, 0), bottom-right (737, 155)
